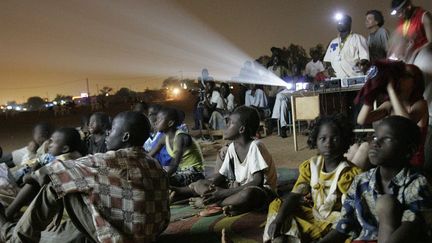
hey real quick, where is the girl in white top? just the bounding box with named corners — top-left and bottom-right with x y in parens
top-left (202, 106), bottom-right (277, 216)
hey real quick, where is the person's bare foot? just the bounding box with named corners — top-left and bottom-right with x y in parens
top-left (189, 197), bottom-right (205, 209)
top-left (222, 205), bottom-right (247, 217)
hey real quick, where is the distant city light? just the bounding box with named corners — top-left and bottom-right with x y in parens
top-left (15, 106), bottom-right (22, 111)
top-left (6, 106), bottom-right (12, 110)
top-left (172, 87), bottom-right (180, 95)
top-left (80, 92), bottom-right (89, 98)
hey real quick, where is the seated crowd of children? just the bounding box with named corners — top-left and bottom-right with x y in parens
top-left (0, 61), bottom-right (431, 243)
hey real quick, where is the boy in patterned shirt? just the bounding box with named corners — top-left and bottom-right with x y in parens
top-left (319, 116), bottom-right (432, 243)
top-left (0, 111), bottom-right (170, 243)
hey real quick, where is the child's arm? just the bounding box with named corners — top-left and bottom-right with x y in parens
top-left (203, 170), bottom-right (264, 205)
top-left (164, 133), bottom-right (191, 176)
top-left (148, 134), bottom-right (166, 158)
top-left (267, 192), bottom-right (303, 239)
top-left (387, 81), bottom-right (428, 124)
top-left (5, 183), bottom-right (40, 219)
top-left (357, 101), bottom-right (391, 125)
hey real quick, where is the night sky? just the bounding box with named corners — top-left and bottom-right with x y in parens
top-left (1, 0), bottom-right (431, 104)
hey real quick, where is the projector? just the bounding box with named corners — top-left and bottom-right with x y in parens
top-left (341, 76), bottom-right (367, 88)
top-left (320, 78), bottom-right (341, 89)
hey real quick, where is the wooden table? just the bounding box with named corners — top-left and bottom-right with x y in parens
top-left (290, 86), bottom-right (363, 151)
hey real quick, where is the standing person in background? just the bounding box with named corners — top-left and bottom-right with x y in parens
top-left (209, 83), bottom-right (236, 130)
top-left (388, 0), bottom-right (432, 174)
top-left (305, 49), bottom-right (325, 81)
top-left (365, 10), bottom-right (390, 62)
top-left (324, 14), bottom-right (370, 78)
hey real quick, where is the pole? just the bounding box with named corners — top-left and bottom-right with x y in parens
top-left (86, 78), bottom-right (90, 96)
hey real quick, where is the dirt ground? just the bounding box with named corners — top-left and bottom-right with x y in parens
top-left (0, 93), bottom-right (315, 169)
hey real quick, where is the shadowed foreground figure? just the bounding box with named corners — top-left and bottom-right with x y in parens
top-left (319, 116), bottom-right (432, 243)
top-left (0, 111), bottom-right (170, 243)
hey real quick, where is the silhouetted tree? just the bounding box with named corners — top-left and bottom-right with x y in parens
top-left (309, 44), bottom-right (326, 60)
top-left (54, 94), bottom-right (72, 103)
top-left (27, 96), bottom-right (45, 110)
top-left (162, 77), bottom-right (180, 89)
top-left (99, 86), bottom-right (113, 96)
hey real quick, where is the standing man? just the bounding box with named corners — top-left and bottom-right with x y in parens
top-left (389, 0), bottom-right (432, 173)
top-left (365, 10), bottom-right (390, 62)
top-left (324, 14), bottom-right (370, 78)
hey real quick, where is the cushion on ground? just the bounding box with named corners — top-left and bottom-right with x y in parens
top-left (159, 168), bottom-right (299, 243)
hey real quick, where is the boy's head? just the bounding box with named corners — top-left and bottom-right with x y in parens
top-left (369, 116), bottom-right (420, 167)
top-left (155, 107), bottom-right (181, 133)
top-left (147, 104), bottom-right (162, 130)
top-left (89, 112), bottom-right (111, 135)
top-left (33, 122), bottom-right (55, 146)
top-left (105, 111), bottom-right (151, 151)
top-left (133, 101), bottom-right (149, 115)
top-left (48, 127), bottom-right (82, 156)
top-left (80, 115), bottom-right (90, 130)
top-left (223, 106), bottom-right (260, 140)
top-left (308, 114), bottom-right (354, 158)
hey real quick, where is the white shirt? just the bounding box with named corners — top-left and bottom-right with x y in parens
top-left (324, 33), bottom-right (369, 78)
top-left (209, 90), bottom-right (224, 109)
top-left (225, 93), bottom-right (235, 111)
top-left (245, 89), bottom-right (268, 108)
top-left (219, 140), bottom-right (277, 191)
top-left (305, 60), bottom-right (325, 78)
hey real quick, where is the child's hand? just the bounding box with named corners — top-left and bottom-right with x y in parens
top-left (302, 193), bottom-right (313, 207)
top-left (27, 141), bottom-right (39, 153)
top-left (267, 216), bottom-right (283, 240)
top-left (202, 187), bottom-right (229, 205)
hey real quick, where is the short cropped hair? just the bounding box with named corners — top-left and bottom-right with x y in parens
top-left (91, 112), bottom-right (111, 130)
top-left (231, 106), bottom-right (260, 138)
top-left (55, 127), bottom-right (84, 154)
top-left (307, 114), bottom-right (354, 152)
top-left (159, 107), bottom-right (181, 128)
top-left (34, 122), bottom-right (55, 139)
top-left (341, 14), bottom-right (352, 25)
top-left (366, 10), bottom-right (385, 27)
top-left (116, 111), bottom-right (151, 146)
top-left (380, 115), bottom-right (420, 153)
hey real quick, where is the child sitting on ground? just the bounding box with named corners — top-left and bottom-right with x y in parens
top-left (263, 114), bottom-right (362, 243)
top-left (4, 127), bottom-right (84, 219)
top-left (172, 106), bottom-right (277, 217)
top-left (0, 122), bottom-right (54, 168)
top-left (150, 107), bottom-right (204, 186)
top-left (319, 116), bottom-right (432, 243)
top-left (76, 114), bottom-right (90, 141)
top-left (143, 104), bottom-right (173, 167)
top-left (86, 112), bottom-right (110, 154)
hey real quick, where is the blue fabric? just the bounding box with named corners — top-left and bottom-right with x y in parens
top-left (145, 132), bottom-right (172, 166)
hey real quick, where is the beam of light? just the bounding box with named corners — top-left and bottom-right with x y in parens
top-left (391, 10), bottom-right (397, 16)
top-left (0, 0), bottom-right (287, 105)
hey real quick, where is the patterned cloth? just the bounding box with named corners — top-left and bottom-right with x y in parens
top-left (39, 147), bottom-right (170, 243)
top-left (335, 167), bottom-right (432, 241)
